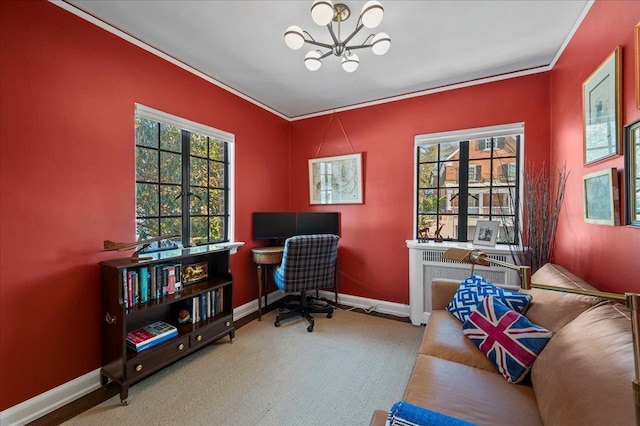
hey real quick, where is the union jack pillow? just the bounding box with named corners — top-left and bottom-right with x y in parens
top-left (446, 274), bottom-right (532, 323)
top-left (463, 295), bottom-right (552, 383)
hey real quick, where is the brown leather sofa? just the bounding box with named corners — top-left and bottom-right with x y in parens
top-left (370, 263), bottom-right (635, 425)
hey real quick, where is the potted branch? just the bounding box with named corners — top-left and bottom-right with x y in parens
top-left (512, 162), bottom-right (569, 273)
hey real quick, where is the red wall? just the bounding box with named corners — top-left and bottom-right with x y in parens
top-left (2, 0), bottom-right (638, 414)
top-left (0, 1), bottom-right (289, 410)
top-left (290, 74), bottom-right (551, 303)
top-left (550, 0), bottom-right (640, 292)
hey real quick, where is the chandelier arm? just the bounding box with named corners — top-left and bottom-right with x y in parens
top-left (343, 43), bottom-right (373, 51)
top-left (304, 39), bottom-right (334, 50)
top-left (341, 23), bottom-right (365, 46)
top-left (318, 51), bottom-right (333, 60)
top-left (302, 30), bottom-right (317, 42)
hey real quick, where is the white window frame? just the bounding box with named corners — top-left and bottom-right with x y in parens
top-left (135, 104), bottom-right (239, 250)
top-left (413, 122), bottom-right (525, 242)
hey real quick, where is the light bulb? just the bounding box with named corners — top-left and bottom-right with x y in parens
top-left (341, 52), bottom-right (359, 72)
top-left (284, 26), bottom-right (305, 50)
top-left (361, 0), bottom-right (384, 29)
top-left (371, 32), bottom-right (390, 55)
top-left (305, 50), bottom-right (323, 71)
top-left (311, 0), bottom-right (334, 26)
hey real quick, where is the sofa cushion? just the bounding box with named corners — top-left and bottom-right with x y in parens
top-left (522, 263), bottom-right (603, 333)
top-left (531, 302), bottom-right (635, 425)
top-left (404, 354), bottom-right (542, 426)
top-left (446, 274), bottom-right (532, 323)
top-left (419, 310), bottom-right (496, 373)
top-left (463, 296), bottom-right (552, 383)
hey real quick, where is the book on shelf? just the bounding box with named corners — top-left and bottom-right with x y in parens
top-left (139, 267), bottom-right (149, 303)
top-left (126, 321), bottom-right (178, 353)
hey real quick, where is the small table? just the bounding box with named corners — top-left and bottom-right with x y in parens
top-left (251, 246), bottom-right (284, 320)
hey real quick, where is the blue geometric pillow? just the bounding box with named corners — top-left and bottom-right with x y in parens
top-left (463, 295), bottom-right (552, 383)
top-left (446, 274), bottom-right (532, 323)
top-left (387, 400), bottom-right (477, 426)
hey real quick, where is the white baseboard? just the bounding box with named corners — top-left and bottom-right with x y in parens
top-left (0, 368), bottom-right (102, 426)
top-left (1, 290), bottom-right (411, 425)
top-left (318, 290), bottom-right (412, 319)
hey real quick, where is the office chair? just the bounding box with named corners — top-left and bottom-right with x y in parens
top-left (273, 234), bottom-right (339, 332)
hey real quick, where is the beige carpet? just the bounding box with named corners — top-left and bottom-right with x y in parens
top-left (65, 309), bottom-right (424, 426)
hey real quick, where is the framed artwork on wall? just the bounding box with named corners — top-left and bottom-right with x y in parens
top-left (583, 46), bottom-right (622, 165)
top-left (624, 120), bottom-right (640, 227)
top-left (472, 220), bottom-right (499, 247)
top-left (308, 153), bottom-right (363, 205)
top-left (583, 168), bottom-right (620, 226)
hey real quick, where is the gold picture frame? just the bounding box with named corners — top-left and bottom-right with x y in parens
top-left (583, 168), bottom-right (620, 226)
top-left (583, 46), bottom-right (622, 165)
top-left (308, 153), bottom-right (363, 204)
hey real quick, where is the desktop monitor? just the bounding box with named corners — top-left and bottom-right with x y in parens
top-left (252, 212), bottom-right (296, 241)
top-left (296, 212), bottom-right (340, 236)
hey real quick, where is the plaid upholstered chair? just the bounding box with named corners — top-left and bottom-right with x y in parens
top-left (273, 234), bottom-right (339, 332)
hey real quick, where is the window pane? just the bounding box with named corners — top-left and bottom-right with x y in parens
top-left (190, 157), bottom-right (208, 187)
top-left (136, 218), bottom-right (159, 241)
top-left (160, 152), bottom-right (181, 184)
top-left (190, 187), bottom-right (208, 215)
top-left (190, 133), bottom-right (208, 157)
top-left (160, 217), bottom-right (181, 236)
top-left (209, 216), bottom-right (224, 242)
top-left (190, 217), bottom-right (208, 245)
top-left (418, 144), bottom-right (438, 163)
top-left (417, 214), bottom-right (436, 237)
top-left (209, 139), bottom-right (224, 161)
top-left (160, 185), bottom-right (181, 216)
top-left (494, 136), bottom-right (517, 157)
top-left (468, 160), bottom-right (484, 183)
top-left (160, 124), bottom-right (182, 152)
top-left (209, 189), bottom-right (224, 215)
top-left (418, 163), bottom-right (437, 188)
top-left (136, 183), bottom-right (158, 216)
top-left (136, 147), bottom-right (158, 182)
top-left (439, 142), bottom-right (459, 158)
top-left (136, 118), bottom-right (158, 148)
top-left (209, 161), bottom-right (224, 188)
top-left (447, 189), bottom-right (460, 213)
top-left (470, 138), bottom-right (492, 159)
top-left (418, 189), bottom-right (438, 214)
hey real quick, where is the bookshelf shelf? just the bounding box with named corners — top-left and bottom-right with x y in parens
top-left (100, 245), bottom-right (234, 405)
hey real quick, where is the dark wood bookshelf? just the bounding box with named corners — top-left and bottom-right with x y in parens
top-left (99, 245), bottom-right (234, 405)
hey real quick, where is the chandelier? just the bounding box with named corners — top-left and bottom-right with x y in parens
top-left (284, 0), bottom-right (391, 73)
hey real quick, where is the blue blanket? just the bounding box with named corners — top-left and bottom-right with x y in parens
top-left (387, 401), bottom-right (477, 426)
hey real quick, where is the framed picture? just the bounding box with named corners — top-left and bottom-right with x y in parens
top-left (583, 46), bottom-right (622, 165)
top-left (624, 120), bottom-right (640, 227)
top-left (582, 168), bottom-right (620, 226)
top-left (473, 220), bottom-right (499, 247)
top-left (309, 153), bottom-right (363, 204)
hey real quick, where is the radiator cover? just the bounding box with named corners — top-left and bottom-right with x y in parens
top-left (407, 241), bottom-right (520, 325)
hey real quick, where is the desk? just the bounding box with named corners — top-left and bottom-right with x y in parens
top-left (252, 246), bottom-right (284, 320)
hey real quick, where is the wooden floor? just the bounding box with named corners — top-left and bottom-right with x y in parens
top-left (28, 303), bottom-right (409, 425)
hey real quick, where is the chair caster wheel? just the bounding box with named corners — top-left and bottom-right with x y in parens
top-left (307, 325), bottom-right (314, 332)
top-left (327, 312), bottom-right (333, 318)
top-left (274, 321), bottom-right (280, 327)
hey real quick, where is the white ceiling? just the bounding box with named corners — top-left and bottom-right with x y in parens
top-left (62, 0), bottom-right (591, 120)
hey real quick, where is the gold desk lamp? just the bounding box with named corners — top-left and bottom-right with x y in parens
top-left (442, 247), bottom-right (640, 425)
